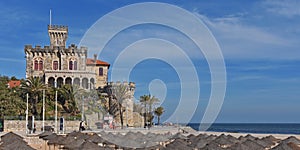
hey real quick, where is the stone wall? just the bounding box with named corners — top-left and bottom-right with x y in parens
top-left (3, 120), bottom-right (81, 133)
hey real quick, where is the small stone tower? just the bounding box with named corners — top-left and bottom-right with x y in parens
top-left (48, 25), bottom-right (68, 47)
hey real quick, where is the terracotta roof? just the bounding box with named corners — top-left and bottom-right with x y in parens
top-left (86, 58), bottom-right (110, 67)
top-left (7, 80), bottom-right (21, 88)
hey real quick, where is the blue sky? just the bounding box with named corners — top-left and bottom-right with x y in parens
top-left (0, 0), bottom-right (300, 123)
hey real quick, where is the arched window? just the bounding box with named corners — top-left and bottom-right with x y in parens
top-left (39, 60), bottom-right (43, 70)
top-left (74, 61), bottom-right (77, 70)
top-left (69, 61), bottom-right (73, 70)
top-left (99, 68), bottom-right (103, 76)
top-left (34, 60), bottom-right (38, 70)
top-left (53, 61), bottom-right (58, 70)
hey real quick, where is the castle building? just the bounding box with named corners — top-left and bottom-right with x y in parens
top-left (24, 25), bottom-right (110, 89)
top-left (24, 24), bottom-right (144, 127)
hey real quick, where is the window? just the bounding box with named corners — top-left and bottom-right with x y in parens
top-left (69, 61), bottom-right (73, 70)
top-left (99, 68), bottom-right (103, 76)
top-left (74, 61), bottom-right (77, 70)
top-left (34, 60), bottom-right (38, 70)
top-left (39, 61), bottom-right (43, 70)
top-left (53, 61), bottom-right (58, 70)
top-left (33, 58), bottom-right (43, 71)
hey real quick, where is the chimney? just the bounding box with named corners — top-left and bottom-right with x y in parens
top-left (93, 54), bottom-right (97, 63)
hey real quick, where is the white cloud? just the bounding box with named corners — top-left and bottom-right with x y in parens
top-left (0, 57), bottom-right (24, 63)
top-left (262, 0), bottom-right (300, 17)
top-left (194, 12), bottom-right (300, 60)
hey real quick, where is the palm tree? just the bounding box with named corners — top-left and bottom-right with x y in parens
top-left (58, 84), bottom-right (81, 115)
top-left (148, 96), bottom-right (159, 126)
top-left (110, 83), bottom-right (132, 129)
top-left (140, 94), bottom-right (150, 128)
top-left (154, 106), bottom-right (164, 125)
top-left (22, 77), bottom-right (46, 116)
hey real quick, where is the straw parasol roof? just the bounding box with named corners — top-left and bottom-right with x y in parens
top-left (0, 132), bottom-right (34, 150)
top-left (38, 131), bottom-right (53, 139)
top-left (86, 133), bottom-right (106, 144)
top-left (228, 142), bottom-right (254, 150)
top-left (0, 140), bottom-right (35, 150)
top-left (240, 139), bottom-right (264, 150)
top-left (214, 134), bottom-right (235, 146)
top-left (0, 132), bottom-right (24, 145)
top-left (190, 134), bottom-right (217, 149)
top-left (255, 137), bottom-right (275, 148)
top-left (47, 134), bottom-right (66, 145)
top-left (271, 142), bottom-right (300, 150)
top-left (171, 132), bottom-right (189, 140)
top-left (264, 135), bottom-right (280, 143)
top-left (41, 133), bottom-right (58, 141)
top-left (287, 142), bottom-right (300, 150)
top-left (74, 141), bottom-right (100, 150)
top-left (201, 141), bottom-right (224, 150)
top-left (281, 136), bottom-right (300, 145)
top-left (164, 138), bottom-right (193, 150)
top-left (63, 138), bottom-right (85, 149)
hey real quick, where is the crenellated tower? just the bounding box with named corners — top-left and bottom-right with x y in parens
top-left (48, 25), bottom-right (68, 47)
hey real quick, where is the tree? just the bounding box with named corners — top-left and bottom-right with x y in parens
top-left (110, 83), bottom-right (132, 129)
top-left (140, 94), bottom-right (150, 128)
top-left (148, 96), bottom-right (159, 126)
top-left (58, 84), bottom-right (82, 115)
top-left (21, 77), bottom-right (46, 116)
top-left (154, 106), bottom-right (164, 125)
top-left (0, 76), bottom-right (26, 118)
top-left (139, 95), bottom-right (160, 127)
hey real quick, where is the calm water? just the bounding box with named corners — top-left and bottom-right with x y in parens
top-left (187, 123), bottom-right (300, 135)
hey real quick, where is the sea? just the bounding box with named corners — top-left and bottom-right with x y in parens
top-left (187, 123), bottom-right (300, 135)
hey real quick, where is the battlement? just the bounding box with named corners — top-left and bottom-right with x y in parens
top-left (107, 81), bottom-right (136, 89)
top-left (24, 44), bottom-right (88, 54)
top-left (48, 25), bottom-right (68, 31)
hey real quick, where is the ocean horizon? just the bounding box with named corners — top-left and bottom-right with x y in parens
top-left (187, 123), bottom-right (300, 135)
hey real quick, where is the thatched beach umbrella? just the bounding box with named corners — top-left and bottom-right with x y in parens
top-left (164, 138), bottom-right (193, 150)
top-left (0, 132), bottom-right (34, 150)
top-left (201, 141), bottom-right (224, 150)
top-left (264, 135), bottom-right (280, 143)
top-left (190, 134), bottom-right (217, 149)
top-left (38, 131), bottom-right (53, 139)
top-left (271, 142), bottom-right (300, 150)
top-left (0, 132), bottom-right (24, 145)
top-left (240, 139), bottom-right (264, 150)
top-left (171, 132), bottom-right (189, 140)
top-left (67, 131), bottom-right (90, 140)
top-left (63, 138), bottom-right (85, 149)
top-left (0, 132), bottom-right (23, 140)
top-left (47, 134), bottom-right (65, 145)
top-left (86, 133), bottom-right (106, 144)
top-left (255, 137), bottom-right (276, 148)
top-left (214, 134), bottom-right (235, 146)
top-left (286, 142), bottom-right (300, 150)
top-left (0, 140), bottom-right (35, 150)
top-left (281, 136), bottom-right (300, 145)
top-left (74, 141), bottom-right (100, 150)
top-left (228, 142), bottom-right (253, 150)
top-left (41, 133), bottom-right (58, 141)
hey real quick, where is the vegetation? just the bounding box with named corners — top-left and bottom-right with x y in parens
top-left (154, 106), bottom-right (164, 125)
top-left (0, 75), bottom-right (165, 128)
top-left (21, 76), bottom-right (46, 117)
top-left (139, 94), bottom-right (160, 127)
top-left (110, 83), bottom-right (132, 129)
top-left (0, 75), bottom-right (26, 118)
